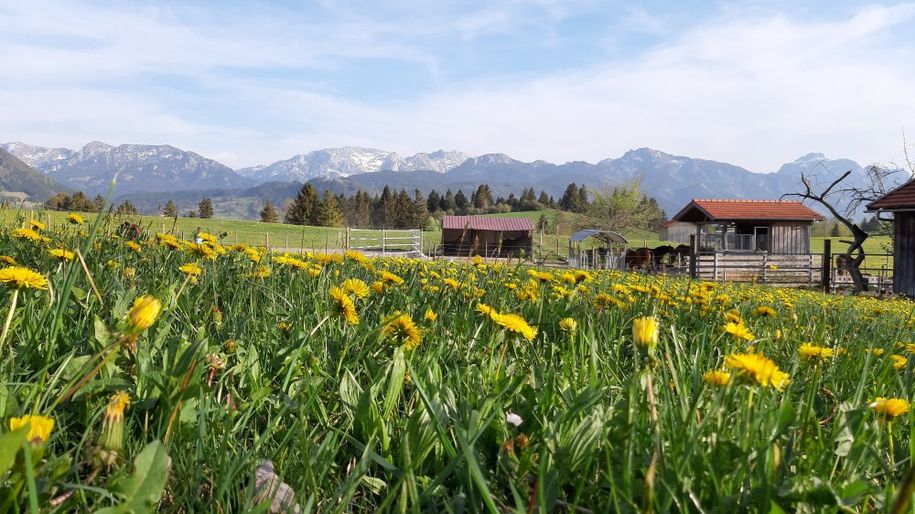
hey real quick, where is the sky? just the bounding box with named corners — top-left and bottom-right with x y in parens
top-left (1, 0), bottom-right (914, 172)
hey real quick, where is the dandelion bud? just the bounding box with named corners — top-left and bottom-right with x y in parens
top-left (633, 316), bottom-right (659, 354)
top-left (127, 295), bottom-right (162, 333)
top-left (100, 391), bottom-right (130, 452)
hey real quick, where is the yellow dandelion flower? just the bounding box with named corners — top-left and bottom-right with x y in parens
top-left (179, 263), bottom-right (203, 276)
top-left (798, 343), bottom-right (834, 363)
top-left (372, 281), bottom-right (385, 294)
top-left (382, 313), bottom-right (423, 350)
top-left (9, 414), bottom-right (55, 444)
top-left (491, 312), bottom-right (537, 341)
top-left (344, 250), bottom-right (368, 263)
top-left (527, 269), bottom-right (554, 283)
top-left (330, 287), bottom-right (359, 325)
top-left (380, 270), bottom-right (404, 285)
top-left (723, 322), bottom-right (754, 341)
top-left (725, 310), bottom-right (742, 324)
top-left (67, 213), bottom-right (85, 225)
top-left (424, 308), bottom-right (438, 322)
top-left (12, 227), bottom-right (49, 243)
top-left (632, 316), bottom-right (659, 351)
top-left (0, 266), bottom-right (48, 290)
top-left (753, 306), bottom-right (777, 317)
top-left (892, 354), bottom-right (908, 370)
top-left (125, 241), bottom-right (142, 253)
top-left (342, 278), bottom-right (369, 299)
top-left (703, 369), bottom-right (731, 386)
top-left (0, 255), bottom-right (16, 266)
top-left (185, 242), bottom-right (217, 260)
top-left (724, 352), bottom-right (790, 390)
top-left (49, 248), bottom-right (75, 262)
top-left (559, 317), bottom-right (578, 334)
top-left (126, 295), bottom-right (162, 332)
top-left (872, 397), bottom-right (910, 418)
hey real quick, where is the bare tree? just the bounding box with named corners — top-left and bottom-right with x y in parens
top-left (783, 137), bottom-right (914, 293)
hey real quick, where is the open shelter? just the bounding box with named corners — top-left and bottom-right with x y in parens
top-left (440, 215), bottom-right (533, 257)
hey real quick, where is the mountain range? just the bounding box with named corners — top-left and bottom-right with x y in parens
top-left (0, 141), bottom-right (885, 219)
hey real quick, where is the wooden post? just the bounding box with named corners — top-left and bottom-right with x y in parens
top-left (381, 229), bottom-right (386, 256)
top-left (821, 238), bottom-right (831, 292)
top-left (689, 235), bottom-right (698, 279)
top-left (265, 233), bottom-right (270, 248)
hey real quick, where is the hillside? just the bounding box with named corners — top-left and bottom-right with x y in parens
top-left (0, 148), bottom-right (68, 201)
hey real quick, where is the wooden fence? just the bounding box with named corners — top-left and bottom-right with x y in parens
top-left (686, 236), bottom-right (895, 292)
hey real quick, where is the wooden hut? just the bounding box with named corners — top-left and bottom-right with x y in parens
top-left (671, 199), bottom-right (823, 253)
top-left (867, 179), bottom-right (915, 297)
top-left (659, 220), bottom-right (696, 243)
top-left (440, 215), bottom-right (533, 257)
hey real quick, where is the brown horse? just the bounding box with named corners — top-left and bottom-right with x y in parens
top-left (835, 255), bottom-right (847, 276)
top-left (625, 247), bottom-right (654, 271)
top-left (117, 221), bottom-right (143, 240)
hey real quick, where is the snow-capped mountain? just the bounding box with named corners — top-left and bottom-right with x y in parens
top-left (2, 141), bottom-right (251, 195)
top-left (237, 147), bottom-right (469, 182)
top-left (0, 142), bottom-right (76, 172)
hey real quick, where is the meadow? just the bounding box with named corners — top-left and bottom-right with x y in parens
top-left (0, 212), bottom-right (913, 512)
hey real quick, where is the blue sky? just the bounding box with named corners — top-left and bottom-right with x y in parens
top-left (1, 0), bottom-right (913, 171)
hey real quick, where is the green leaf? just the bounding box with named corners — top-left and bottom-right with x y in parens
top-left (381, 348), bottom-right (406, 419)
top-left (95, 440), bottom-right (170, 514)
top-left (0, 428), bottom-right (27, 478)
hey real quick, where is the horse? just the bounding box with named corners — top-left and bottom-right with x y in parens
top-left (625, 247), bottom-right (654, 271)
top-left (117, 221), bottom-right (143, 240)
top-left (835, 255), bottom-right (848, 276)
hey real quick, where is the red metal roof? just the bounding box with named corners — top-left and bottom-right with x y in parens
top-left (673, 199), bottom-right (824, 222)
top-left (441, 215), bottom-right (533, 231)
top-left (867, 179), bottom-right (915, 211)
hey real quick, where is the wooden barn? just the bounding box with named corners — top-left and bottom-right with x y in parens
top-left (671, 199), bottom-right (824, 253)
top-left (867, 179), bottom-right (915, 297)
top-left (659, 220), bottom-right (696, 243)
top-left (440, 215), bottom-right (534, 257)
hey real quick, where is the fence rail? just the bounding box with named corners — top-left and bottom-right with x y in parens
top-left (345, 228), bottom-right (424, 256)
top-left (683, 235), bottom-right (895, 292)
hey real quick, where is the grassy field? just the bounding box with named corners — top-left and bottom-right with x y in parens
top-left (0, 207), bottom-right (667, 258)
top-left (1, 214), bottom-right (914, 511)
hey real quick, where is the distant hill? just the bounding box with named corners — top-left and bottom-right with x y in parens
top-left (4, 141), bottom-right (897, 218)
top-left (2, 141), bottom-right (252, 195)
top-left (0, 148), bottom-right (68, 201)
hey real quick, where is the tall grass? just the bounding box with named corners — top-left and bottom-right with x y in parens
top-left (0, 213), bottom-right (913, 512)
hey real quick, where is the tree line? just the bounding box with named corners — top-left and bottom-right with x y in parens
top-left (43, 180), bottom-right (667, 233)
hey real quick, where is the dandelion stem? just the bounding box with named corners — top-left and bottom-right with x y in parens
top-left (0, 289), bottom-right (19, 355)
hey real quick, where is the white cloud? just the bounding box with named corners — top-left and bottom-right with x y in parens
top-left (0, 1), bottom-right (913, 171)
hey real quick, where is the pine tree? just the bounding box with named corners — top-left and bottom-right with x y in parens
top-left (577, 186), bottom-right (590, 213)
top-left (412, 188), bottom-right (429, 229)
top-left (559, 183), bottom-right (580, 212)
top-left (393, 189), bottom-right (413, 228)
top-left (830, 223), bottom-right (841, 237)
top-left (260, 200), bottom-right (279, 223)
top-left (316, 190), bottom-right (344, 227)
top-left (198, 198), bottom-right (214, 218)
top-left (442, 189), bottom-right (456, 212)
top-left (115, 200), bottom-right (137, 215)
top-left (473, 184), bottom-right (493, 210)
top-left (537, 191), bottom-right (550, 206)
top-left (519, 187), bottom-right (538, 211)
top-left (162, 200), bottom-right (177, 217)
top-left (454, 189), bottom-right (469, 213)
top-left (92, 194), bottom-right (106, 212)
top-left (427, 190), bottom-right (441, 213)
top-left (353, 191), bottom-right (372, 228)
top-left (284, 183), bottom-right (319, 225)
